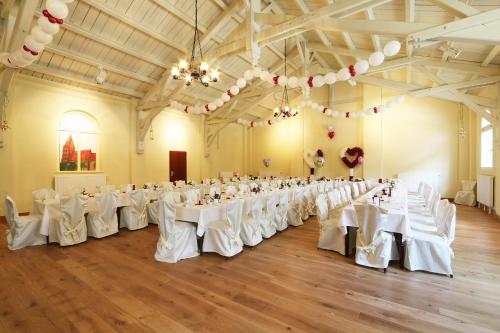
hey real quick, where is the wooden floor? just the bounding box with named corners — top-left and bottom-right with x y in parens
top-left (1, 206), bottom-right (500, 333)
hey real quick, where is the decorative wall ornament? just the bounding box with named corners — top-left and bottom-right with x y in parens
top-left (304, 149), bottom-right (325, 174)
top-left (263, 158), bottom-right (271, 168)
top-left (0, 0), bottom-right (74, 68)
top-left (327, 125), bottom-right (335, 139)
top-left (340, 147), bottom-right (364, 179)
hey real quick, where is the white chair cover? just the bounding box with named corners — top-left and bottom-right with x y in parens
top-left (240, 197), bottom-right (264, 246)
top-left (175, 180), bottom-right (186, 188)
top-left (203, 199), bottom-right (244, 257)
top-left (316, 194), bottom-right (346, 255)
top-left (120, 189), bottom-right (148, 230)
top-left (86, 191), bottom-right (118, 238)
top-left (354, 204), bottom-right (399, 269)
top-left (4, 196), bottom-right (46, 250)
top-left (275, 191), bottom-right (289, 231)
top-left (351, 182), bottom-right (360, 198)
top-left (182, 189), bottom-right (199, 204)
top-left (405, 204), bottom-right (456, 276)
top-left (154, 193), bottom-right (199, 263)
top-left (161, 181), bottom-right (174, 191)
top-left (225, 185), bottom-right (237, 195)
top-left (238, 183), bottom-right (250, 194)
top-left (51, 195), bottom-right (87, 246)
top-left (454, 180), bottom-right (476, 207)
top-left (287, 189), bottom-right (304, 227)
top-left (120, 184), bottom-right (133, 193)
top-left (261, 194), bottom-right (278, 238)
top-left (32, 188), bottom-right (57, 201)
top-left (359, 181), bottom-right (367, 194)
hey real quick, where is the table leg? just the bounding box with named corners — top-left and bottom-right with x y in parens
top-left (344, 228), bottom-right (350, 257)
top-left (197, 235), bottom-right (204, 255)
top-left (394, 233), bottom-right (405, 269)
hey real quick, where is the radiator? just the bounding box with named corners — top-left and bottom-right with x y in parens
top-left (54, 174), bottom-right (106, 195)
top-left (477, 175), bottom-right (494, 210)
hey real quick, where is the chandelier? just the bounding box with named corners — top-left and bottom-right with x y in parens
top-left (273, 39), bottom-right (298, 118)
top-left (170, 0), bottom-right (219, 87)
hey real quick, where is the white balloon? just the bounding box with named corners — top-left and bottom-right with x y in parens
top-left (383, 40), bottom-right (401, 57)
top-left (378, 105), bottom-right (387, 113)
top-left (396, 95), bottom-right (405, 104)
top-left (23, 36), bottom-right (44, 53)
top-left (259, 70), bottom-right (269, 81)
top-left (31, 26), bottom-right (53, 45)
top-left (332, 111), bottom-right (339, 118)
top-left (350, 112), bottom-right (357, 118)
top-left (369, 51), bottom-right (385, 66)
top-left (253, 67), bottom-right (262, 77)
top-left (299, 76), bottom-right (309, 87)
top-left (386, 101), bottom-right (396, 108)
top-left (20, 49), bottom-right (37, 61)
top-left (236, 78), bottom-right (246, 88)
top-left (267, 73), bottom-right (275, 84)
top-left (326, 109), bottom-right (332, 116)
top-left (312, 75), bottom-right (324, 87)
top-left (288, 76), bottom-right (298, 88)
top-left (222, 93), bottom-right (230, 102)
top-left (277, 76), bottom-right (287, 86)
top-left (337, 68), bottom-right (350, 81)
top-left (37, 16), bottom-right (60, 35)
top-left (46, 0), bottom-right (69, 19)
top-left (230, 85), bottom-right (240, 95)
top-left (324, 72), bottom-right (337, 85)
top-left (208, 103), bottom-right (216, 111)
top-left (354, 60), bottom-right (369, 74)
top-left (215, 98), bottom-right (223, 107)
top-left (243, 69), bottom-right (254, 81)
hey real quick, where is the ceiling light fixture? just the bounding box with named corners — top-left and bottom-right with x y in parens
top-left (273, 39), bottom-right (298, 118)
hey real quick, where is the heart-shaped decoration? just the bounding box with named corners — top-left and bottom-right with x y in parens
top-left (327, 131), bottom-right (335, 139)
top-left (340, 147), bottom-right (364, 169)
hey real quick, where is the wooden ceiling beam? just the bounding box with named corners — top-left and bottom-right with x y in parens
top-left (482, 46), bottom-right (500, 67)
top-left (409, 75), bottom-right (500, 97)
top-left (8, 0), bottom-right (37, 53)
top-left (309, 19), bottom-right (434, 36)
top-left (429, 0), bottom-right (480, 17)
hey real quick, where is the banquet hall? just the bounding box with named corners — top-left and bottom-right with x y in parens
top-left (0, 0), bottom-right (499, 332)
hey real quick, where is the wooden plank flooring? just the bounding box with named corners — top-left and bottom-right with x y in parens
top-left (1, 205), bottom-right (500, 333)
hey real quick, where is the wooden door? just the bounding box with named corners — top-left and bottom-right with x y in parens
top-left (169, 151), bottom-right (187, 182)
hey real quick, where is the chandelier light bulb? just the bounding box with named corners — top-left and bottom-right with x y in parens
top-left (185, 75), bottom-right (192, 86)
top-left (171, 66), bottom-right (180, 78)
top-left (210, 69), bottom-right (219, 82)
top-left (179, 59), bottom-right (188, 71)
top-left (284, 105), bottom-right (290, 112)
top-left (200, 62), bottom-right (209, 73)
top-left (273, 108), bottom-right (279, 115)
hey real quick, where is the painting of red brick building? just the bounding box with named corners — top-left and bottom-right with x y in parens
top-left (60, 133), bottom-right (77, 171)
top-left (80, 149), bottom-right (96, 171)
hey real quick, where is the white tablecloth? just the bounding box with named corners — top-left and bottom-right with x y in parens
top-left (341, 184), bottom-right (412, 240)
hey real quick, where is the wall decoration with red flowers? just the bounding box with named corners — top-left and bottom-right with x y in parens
top-left (340, 147), bottom-right (364, 179)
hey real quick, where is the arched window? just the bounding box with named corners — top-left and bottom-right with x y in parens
top-left (59, 111), bottom-right (98, 172)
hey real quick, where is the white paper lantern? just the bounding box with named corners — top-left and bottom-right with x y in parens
top-left (369, 51), bottom-right (385, 66)
top-left (222, 93), bottom-right (230, 102)
top-left (332, 111), bottom-right (339, 118)
top-left (208, 103), bottom-right (216, 111)
top-left (23, 36), bottom-right (44, 53)
top-left (236, 78), bottom-right (246, 88)
top-left (31, 26), bottom-right (53, 45)
top-left (324, 72), bottom-right (337, 85)
top-left (326, 109), bottom-right (332, 116)
top-left (46, 0), bottom-right (69, 19)
top-left (299, 76), bottom-right (309, 87)
top-left (386, 100), bottom-right (396, 108)
top-left (37, 16), bottom-right (60, 35)
top-left (277, 76), bottom-right (287, 86)
top-left (230, 85), bottom-right (240, 95)
top-left (311, 102), bottom-right (319, 109)
top-left (354, 60), bottom-right (369, 74)
top-left (253, 67), bottom-right (262, 77)
top-left (378, 105), bottom-right (387, 113)
top-left (288, 76), bottom-right (298, 88)
top-left (337, 68), bottom-right (350, 81)
top-left (215, 98), bottom-right (223, 107)
top-left (383, 40), bottom-right (401, 57)
top-left (243, 69), bottom-right (254, 81)
top-left (312, 75), bottom-right (324, 87)
top-left (259, 70), bottom-right (269, 81)
top-left (396, 95), bottom-right (405, 104)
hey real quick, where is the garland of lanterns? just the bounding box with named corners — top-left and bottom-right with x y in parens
top-left (0, 0), bottom-right (73, 68)
top-left (299, 95), bottom-right (406, 119)
top-left (167, 40), bottom-right (402, 116)
top-left (236, 115), bottom-right (291, 127)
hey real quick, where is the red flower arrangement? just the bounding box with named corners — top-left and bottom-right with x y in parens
top-left (316, 149), bottom-right (324, 158)
top-left (341, 147), bottom-right (364, 169)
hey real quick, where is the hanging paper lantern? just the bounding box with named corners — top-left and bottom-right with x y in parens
top-left (277, 76), bottom-right (287, 86)
top-left (332, 111), bottom-right (339, 118)
top-left (386, 100), bottom-right (396, 108)
top-left (350, 112), bottom-right (357, 118)
top-left (312, 75), bottom-right (325, 87)
top-left (396, 95), bottom-right (405, 104)
top-left (236, 78), bottom-right (246, 88)
top-left (230, 85), bottom-right (240, 95)
top-left (383, 40), bottom-right (401, 57)
top-left (215, 98), bottom-right (223, 107)
top-left (37, 16), bottom-right (60, 35)
top-left (324, 72), bottom-right (337, 85)
top-left (354, 60), bottom-right (369, 74)
top-left (337, 68), bottom-right (350, 81)
top-left (221, 93), bottom-right (230, 102)
top-left (208, 103), bottom-right (216, 111)
top-left (378, 105), bottom-right (386, 113)
top-left (288, 76), bottom-right (298, 88)
top-left (46, 0), bottom-right (69, 20)
top-left (259, 70), bottom-right (269, 81)
top-left (30, 26), bottom-right (53, 45)
top-left (369, 51), bottom-right (385, 66)
top-left (23, 36), bottom-right (44, 54)
top-left (243, 69), bottom-right (254, 81)
top-left (253, 67), bottom-right (262, 76)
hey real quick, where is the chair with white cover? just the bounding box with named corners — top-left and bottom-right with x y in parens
top-left (120, 189), bottom-right (148, 230)
top-left (86, 191), bottom-right (118, 238)
top-left (181, 189), bottom-right (198, 204)
top-left (410, 199), bottom-right (450, 233)
top-left (275, 191), bottom-right (289, 232)
top-left (161, 182), bottom-right (174, 191)
top-left (147, 189), bottom-right (180, 225)
top-left (338, 187), bottom-right (348, 205)
top-left (154, 193), bottom-right (199, 263)
top-left (359, 181), bottom-right (367, 194)
top-left (175, 180), bottom-right (186, 188)
top-left (261, 194), bottom-right (278, 238)
top-left (354, 204), bottom-right (399, 271)
top-left (316, 194), bottom-right (346, 255)
top-left (240, 197), bottom-right (263, 246)
top-left (225, 185), bottom-right (237, 196)
top-left (203, 199), bottom-right (244, 257)
top-left (51, 195), bottom-right (87, 246)
top-left (4, 196), bottom-right (46, 250)
top-left (287, 189), bottom-right (304, 227)
top-left (343, 185), bottom-right (353, 201)
top-left (238, 183), bottom-right (250, 194)
top-left (32, 188), bottom-right (57, 201)
top-left (120, 184), bottom-right (133, 193)
top-left (303, 188), bottom-right (315, 218)
top-left (454, 180), bottom-right (476, 207)
top-left (405, 204), bottom-right (456, 277)
top-left (351, 182), bottom-right (360, 198)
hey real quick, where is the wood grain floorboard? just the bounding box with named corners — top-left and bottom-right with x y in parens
top-left (0, 205), bottom-right (499, 333)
